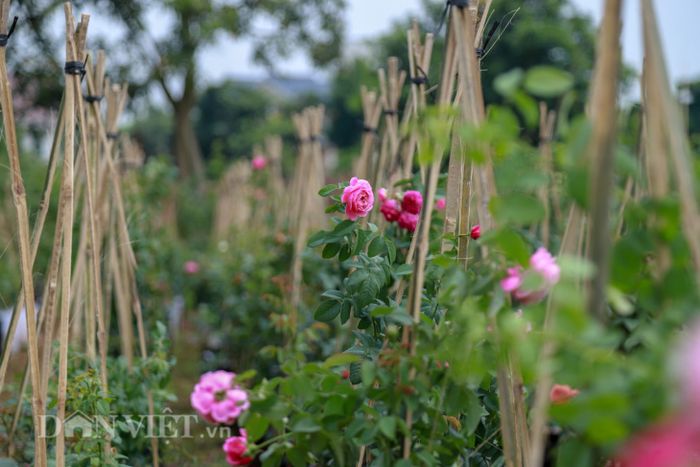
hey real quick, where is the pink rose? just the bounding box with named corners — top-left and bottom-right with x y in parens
top-left (341, 177), bottom-right (374, 221)
top-left (191, 371), bottom-right (250, 425)
top-left (380, 199), bottom-right (401, 223)
top-left (251, 155), bottom-right (267, 170)
top-left (500, 248), bottom-right (560, 305)
top-left (378, 188), bottom-right (388, 202)
top-left (402, 190), bottom-right (423, 215)
top-left (184, 260), bottom-right (200, 275)
top-left (615, 417), bottom-right (700, 467)
top-left (435, 198), bottom-right (446, 211)
top-left (530, 247), bottom-right (560, 285)
top-left (223, 430), bottom-right (253, 466)
top-left (470, 224), bottom-right (481, 240)
top-left (398, 211), bottom-right (419, 232)
top-left (549, 384), bottom-right (579, 405)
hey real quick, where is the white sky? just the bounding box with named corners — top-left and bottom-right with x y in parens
top-left (194, 0), bottom-right (700, 90)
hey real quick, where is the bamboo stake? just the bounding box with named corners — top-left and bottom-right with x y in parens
top-left (585, 0), bottom-right (623, 321)
top-left (0, 3), bottom-right (47, 464)
top-left (642, 0), bottom-right (700, 284)
top-left (56, 5), bottom-right (84, 465)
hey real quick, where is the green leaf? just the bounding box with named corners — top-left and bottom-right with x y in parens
top-left (385, 237), bottom-right (397, 263)
top-left (481, 228), bottom-right (530, 265)
top-left (339, 244), bottom-right (352, 261)
top-left (340, 301), bottom-right (352, 324)
top-left (524, 66), bottom-right (574, 98)
top-left (367, 236), bottom-right (385, 257)
top-left (292, 417), bottom-right (321, 433)
top-left (370, 306), bottom-right (393, 317)
top-left (378, 416), bottom-right (396, 440)
top-left (322, 242), bottom-right (341, 259)
top-left (323, 353), bottom-right (362, 368)
top-left (361, 361), bottom-right (376, 388)
top-left (319, 183), bottom-right (339, 196)
top-left (314, 301), bottom-right (341, 322)
top-left (308, 230), bottom-right (330, 248)
top-left (331, 219), bottom-right (357, 238)
top-left (244, 413), bottom-right (269, 441)
top-left (556, 439), bottom-right (593, 467)
top-left (494, 68), bottom-right (523, 98)
top-left (394, 264), bottom-right (414, 276)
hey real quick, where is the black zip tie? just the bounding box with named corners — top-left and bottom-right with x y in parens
top-left (83, 95), bottom-right (103, 103)
top-left (410, 64), bottom-right (430, 86)
top-left (106, 132), bottom-right (119, 140)
top-left (383, 109), bottom-right (397, 116)
top-left (434, 0), bottom-right (470, 36)
top-left (64, 60), bottom-right (86, 77)
top-left (0, 16), bottom-right (18, 47)
top-left (362, 125), bottom-right (378, 135)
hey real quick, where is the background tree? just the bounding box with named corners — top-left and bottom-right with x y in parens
top-left (12, 0), bottom-right (346, 178)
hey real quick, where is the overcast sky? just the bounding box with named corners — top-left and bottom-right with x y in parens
top-left (192, 0), bottom-right (699, 91)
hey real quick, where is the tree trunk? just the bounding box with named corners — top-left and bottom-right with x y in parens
top-left (173, 101), bottom-right (204, 179)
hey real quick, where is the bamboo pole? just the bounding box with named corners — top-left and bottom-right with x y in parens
top-left (56, 6), bottom-right (86, 465)
top-left (0, 3), bottom-right (47, 464)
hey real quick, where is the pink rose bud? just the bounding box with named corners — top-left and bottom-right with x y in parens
top-left (435, 198), bottom-right (446, 211)
top-left (341, 177), bottom-right (375, 221)
top-left (380, 199), bottom-right (401, 223)
top-left (549, 384), bottom-right (579, 405)
top-left (378, 188), bottom-right (388, 202)
top-left (251, 155), bottom-right (267, 170)
top-left (401, 190), bottom-right (423, 215)
top-left (398, 211), bottom-right (419, 232)
top-left (223, 429), bottom-right (253, 466)
top-left (470, 224), bottom-right (481, 240)
top-left (184, 260), bottom-right (200, 275)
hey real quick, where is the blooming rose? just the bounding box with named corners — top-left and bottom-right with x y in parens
top-left (251, 155), bottom-right (267, 170)
top-left (223, 430), bottom-right (254, 466)
top-left (184, 260), bottom-right (200, 275)
top-left (380, 199), bottom-right (401, 222)
top-left (398, 211), bottom-right (419, 232)
top-left (402, 190), bottom-right (423, 215)
top-left (614, 417), bottom-right (700, 467)
top-left (470, 224), bottom-right (481, 240)
top-left (191, 371), bottom-right (250, 425)
top-left (550, 384), bottom-right (579, 404)
top-left (500, 247), bottom-right (560, 305)
top-left (341, 177), bottom-right (374, 221)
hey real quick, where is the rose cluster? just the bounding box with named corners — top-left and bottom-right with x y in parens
top-left (378, 188), bottom-right (423, 232)
top-left (191, 371), bottom-right (253, 465)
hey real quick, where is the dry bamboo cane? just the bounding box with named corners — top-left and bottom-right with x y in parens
top-left (355, 87), bottom-right (383, 181)
top-left (73, 42), bottom-right (109, 393)
top-left (0, 2), bottom-right (47, 465)
top-left (641, 0), bottom-right (700, 285)
top-left (290, 111), bottom-right (312, 321)
top-left (585, 0), bottom-right (623, 322)
top-left (537, 104), bottom-right (557, 248)
top-left (56, 6), bottom-right (85, 465)
top-left (401, 10), bottom-right (460, 458)
top-left (0, 97), bottom-right (64, 397)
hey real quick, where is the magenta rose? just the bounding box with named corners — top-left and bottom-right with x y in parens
top-left (223, 430), bottom-right (253, 466)
top-left (500, 247), bottom-right (560, 305)
top-left (402, 190), bottom-right (423, 215)
top-left (398, 211), bottom-right (419, 232)
top-left (341, 177), bottom-right (374, 221)
top-left (251, 155), bottom-right (267, 170)
top-left (380, 199), bottom-right (401, 222)
top-left (435, 198), bottom-right (446, 211)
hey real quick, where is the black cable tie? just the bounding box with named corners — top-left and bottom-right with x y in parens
top-left (64, 60), bottom-right (86, 77)
top-left (447, 0), bottom-right (469, 7)
top-left (106, 132), bottom-right (119, 140)
top-left (411, 65), bottom-right (430, 86)
top-left (83, 95), bottom-right (104, 103)
top-left (362, 125), bottom-right (378, 135)
top-left (0, 16), bottom-right (18, 47)
top-left (478, 19), bottom-right (501, 58)
top-left (383, 109), bottom-right (397, 116)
